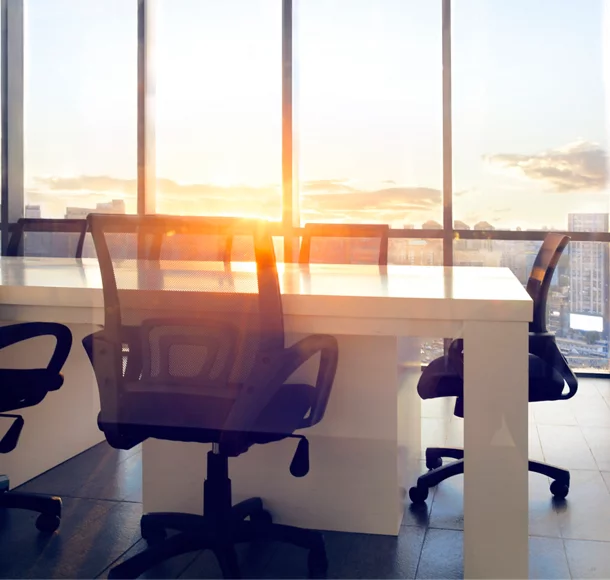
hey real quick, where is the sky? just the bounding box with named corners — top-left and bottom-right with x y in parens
top-left (22, 0), bottom-right (610, 230)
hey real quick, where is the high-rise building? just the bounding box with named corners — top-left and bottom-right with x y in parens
top-left (568, 213), bottom-right (609, 341)
top-left (25, 204), bottom-right (42, 218)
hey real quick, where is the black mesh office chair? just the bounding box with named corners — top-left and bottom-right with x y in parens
top-left (409, 233), bottom-right (577, 504)
top-left (0, 322), bottom-right (72, 532)
top-left (6, 218), bottom-right (87, 258)
top-left (83, 214), bottom-right (339, 579)
top-left (299, 223), bottom-right (389, 265)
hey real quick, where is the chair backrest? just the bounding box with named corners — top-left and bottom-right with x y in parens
top-left (299, 223), bottom-right (389, 266)
top-left (526, 233), bottom-right (570, 333)
top-left (148, 230), bottom-right (241, 262)
top-left (86, 214), bottom-right (284, 428)
top-left (7, 218), bottom-right (87, 258)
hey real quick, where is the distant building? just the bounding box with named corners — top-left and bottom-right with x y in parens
top-left (25, 204), bottom-right (41, 219)
top-left (65, 199), bottom-right (126, 219)
top-left (568, 213), bottom-right (609, 350)
top-left (454, 220), bottom-right (470, 230)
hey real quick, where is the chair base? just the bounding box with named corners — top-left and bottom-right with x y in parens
top-left (108, 451), bottom-right (328, 579)
top-left (0, 474), bottom-right (62, 532)
top-left (409, 447), bottom-right (570, 504)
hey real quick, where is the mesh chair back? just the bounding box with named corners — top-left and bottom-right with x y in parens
top-left (7, 218), bottom-right (87, 258)
top-left (526, 233), bottom-right (570, 333)
top-left (87, 214), bottom-right (284, 430)
top-left (149, 231), bottom-right (255, 262)
top-left (299, 223), bottom-right (389, 266)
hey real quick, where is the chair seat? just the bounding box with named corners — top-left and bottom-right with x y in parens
top-left (98, 382), bottom-right (316, 448)
top-left (0, 369), bottom-right (63, 413)
top-left (418, 353), bottom-right (566, 418)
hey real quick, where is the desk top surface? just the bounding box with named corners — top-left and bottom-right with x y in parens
top-left (0, 257), bottom-right (532, 322)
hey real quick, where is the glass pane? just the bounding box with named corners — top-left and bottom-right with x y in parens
top-left (453, 0), bottom-right (609, 231)
top-left (297, 0), bottom-right (442, 228)
top-left (24, 0), bottom-right (137, 218)
top-left (389, 238), bottom-right (445, 365)
top-left (388, 238), bottom-right (443, 266)
top-left (155, 0), bottom-right (282, 220)
top-left (455, 240), bottom-right (609, 372)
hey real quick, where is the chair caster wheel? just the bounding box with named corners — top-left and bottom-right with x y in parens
top-left (308, 548), bottom-right (328, 579)
top-left (251, 509), bottom-right (273, 525)
top-left (409, 485), bottom-right (429, 504)
top-left (36, 513), bottom-right (60, 533)
top-left (426, 457), bottom-right (442, 469)
top-left (550, 480), bottom-right (569, 499)
top-left (141, 521), bottom-right (167, 545)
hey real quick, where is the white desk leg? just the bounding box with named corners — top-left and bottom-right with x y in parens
top-left (463, 320), bottom-right (529, 579)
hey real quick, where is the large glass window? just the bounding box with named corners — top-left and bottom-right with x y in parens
top-left (155, 0), bottom-right (282, 220)
top-left (452, 0), bottom-right (609, 232)
top-left (24, 0), bottom-right (137, 219)
top-left (454, 239), bottom-right (609, 372)
top-left (296, 0), bottom-right (442, 228)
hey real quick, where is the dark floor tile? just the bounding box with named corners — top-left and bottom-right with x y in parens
top-left (328, 527), bottom-right (426, 580)
top-left (97, 538), bottom-right (200, 579)
top-left (75, 452), bottom-right (142, 502)
top-left (252, 527), bottom-right (425, 580)
top-left (529, 536), bottom-right (571, 579)
top-left (0, 496), bottom-right (141, 579)
top-left (402, 462), bottom-right (437, 528)
top-left (180, 542), bottom-right (276, 579)
top-left (416, 529), bottom-right (463, 579)
top-left (426, 473), bottom-right (464, 532)
top-left (565, 539), bottom-right (610, 579)
top-left (15, 442), bottom-right (130, 498)
top-left (417, 530), bottom-right (569, 579)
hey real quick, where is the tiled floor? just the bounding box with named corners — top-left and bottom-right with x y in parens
top-left (2, 378), bottom-right (610, 578)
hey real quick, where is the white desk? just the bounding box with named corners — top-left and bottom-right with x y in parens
top-left (0, 258), bottom-right (531, 579)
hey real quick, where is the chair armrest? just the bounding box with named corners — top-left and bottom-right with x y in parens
top-left (286, 334), bottom-right (339, 427)
top-left (221, 334), bottom-right (339, 450)
top-left (0, 414), bottom-right (24, 453)
top-left (0, 322), bottom-right (72, 376)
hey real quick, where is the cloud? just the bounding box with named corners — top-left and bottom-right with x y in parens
top-left (301, 179), bottom-right (355, 193)
top-left (485, 141), bottom-right (607, 192)
top-left (301, 187), bottom-right (441, 223)
top-left (29, 175), bottom-right (441, 223)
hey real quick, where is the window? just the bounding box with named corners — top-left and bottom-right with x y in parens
top-left (454, 239), bottom-right (609, 372)
top-left (155, 0), bottom-right (282, 220)
top-left (452, 0), bottom-right (609, 232)
top-left (297, 0), bottom-right (442, 228)
top-left (24, 0), bottom-right (137, 219)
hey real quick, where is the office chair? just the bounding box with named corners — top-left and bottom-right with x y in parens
top-left (0, 322), bottom-right (72, 532)
top-left (299, 223), bottom-right (389, 265)
top-left (6, 218), bottom-right (87, 258)
top-left (83, 214), bottom-right (339, 579)
top-left (409, 233), bottom-right (577, 504)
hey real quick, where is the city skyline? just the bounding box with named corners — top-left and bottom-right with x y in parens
top-left (22, 0), bottom-right (610, 229)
